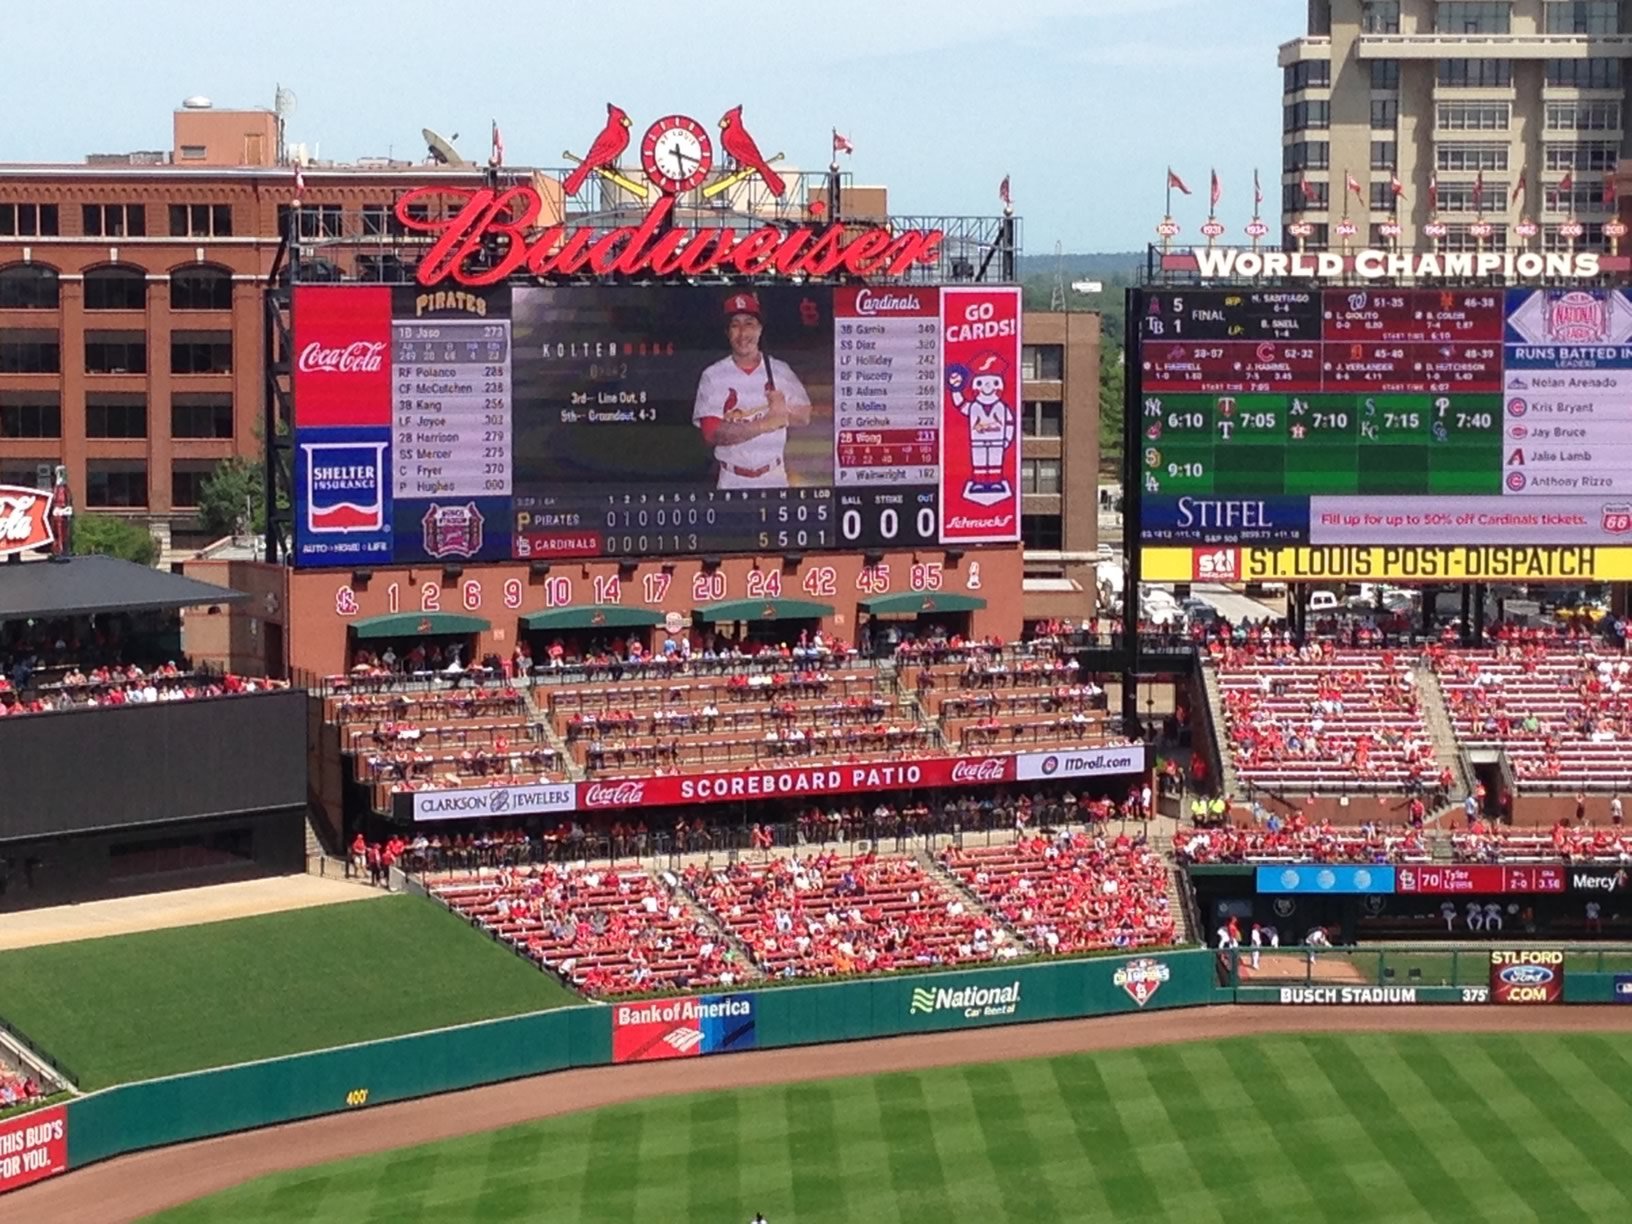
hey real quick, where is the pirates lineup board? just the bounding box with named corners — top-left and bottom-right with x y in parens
top-left (1134, 286), bottom-right (1632, 551)
top-left (290, 283), bottom-right (1021, 567)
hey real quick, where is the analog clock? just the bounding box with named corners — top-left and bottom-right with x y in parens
top-left (640, 114), bottom-right (713, 195)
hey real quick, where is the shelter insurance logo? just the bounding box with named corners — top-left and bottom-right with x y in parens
top-left (1113, 957), bottom-right (1171, 1007)
top-left (303, 440), bottom-right (388, 533)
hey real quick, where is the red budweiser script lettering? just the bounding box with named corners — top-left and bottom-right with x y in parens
top-left (396, 188), bottom-right (945, 288)
top-left (950, 759), bottom-right (1007, 783)
top-left (298, 341), bottom-right (387, 374)
top-left (582, 781), bottom-right (648, 808)
top-left (0, 486), bottom-right (54, 558)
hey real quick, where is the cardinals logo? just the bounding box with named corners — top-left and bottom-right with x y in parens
top-left (563, 103), bottom-right (642, 199)
top-left (719, 105), bottom-right (786, 197)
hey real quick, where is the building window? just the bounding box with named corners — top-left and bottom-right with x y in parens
top-left (1545, 58), bottom-right (1622, 89)
top-left (0, 459), bottom-right (53, 489)
top-left (1437, 181), bottom-right (1509, 212)
top-left (170, 265), bottom-right (233, 310)
top-left (1437, 3), bottom-right (1511, 34)
top-left (85, 394), bottom-right (148, 439)
top-left (1437, 59), bottom-right (1513, 88)
top-left (1284, 140), bottom-right (1331, 172)
top-left (1362, 1), bottom-right (1401, 33)
top-left (0, 330), bottom-right (61, 374)
top-left (1544, 222), bottom-right (1605, 249)
top-left (172, 331), bottom-right (232, 374)
top-left (1371, 98), bottom-right (1398, 130)
top-left (1021, 514), bottom-right (1063, 551)
top-left (356, 254), bottom-right (413, 283)
top-left (0, 204), bottom-right (59, 237)
top-left (1370, 59), bottom-right (1400, 91)
top-left (1545, 141), bottom-right (1619, 171)
top-left (0, 264), bottom-right (59, 309)
top-left (0, 394), bottom-right (60, 439)
top-left (1020, 345), bottom-right (1063, 381)
top-left (178, 145), bottom-right (207, 160)
top-left (168, 203), bottom-right (232, 238)
top-left (1438, 101), bottom-right (1511, 130)
top-left (171, 461), bottom-right (217, 508)
top-left (85, 462), bottom-right (148, 509)
top-left (1369, 181), bottom-right (1397, 210)
top-left (1285, 99), bottom-right (1331, 132)
top-left (1371, 140), bottom-right (1397, 170)
top-left (1023, 400), bottom-right (1063, 438)
top-left (1021, 459), bottom-right (1061, 495)
top-left (1440, 225), bottom-right (1509, 252)
top-left (1284, 180), bottom-right (1331, 211)
top-left (1545, 2), bottom-right (1619, 35)
top-left (81, 203), bottom-right (147, 238)
top-left (1283, 60), bottom-right (1332, 92)
top-left (294, 205), bottom-right (343, 240)
top-left (361, 204), bottom-right (406, 237)
top-left (1546, 179), bottom-right (1609, 212)
top-left (171, 394), bottom-right (234, 438)
top-left (84, 331), bottom-right (147, 375)
top-left (1438, 144), bottom-right (1510, 172)
top-left (82, 266), bottom-right (148, 311)
top-left (1545, 100), bottom-right (1622, 130)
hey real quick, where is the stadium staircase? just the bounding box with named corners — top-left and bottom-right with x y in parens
top-left (526, 687), bottom-right (583, 781)
top-left (1197, 662), bottom-right (1240, 797)
top-left (1416, 663), bottom-right (1473, 810)
top-left (923, 849), bottom-right (1022, 942)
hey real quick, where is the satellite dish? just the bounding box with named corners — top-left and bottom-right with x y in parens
top-left (274, 85), bottom-right (298, 119)
top-left (182, 95), bottom-right (213, 110)
top-left (422, 128), bottom-right (469, 167)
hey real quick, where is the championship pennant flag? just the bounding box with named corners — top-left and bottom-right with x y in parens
top-left (1167, 167), bottom-right (1192, 196)
top-left (1209, 169), bottom-right (1221, 210)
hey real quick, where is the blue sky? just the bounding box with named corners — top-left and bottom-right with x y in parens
top-left (2, 0), bottom-right (1305, 252)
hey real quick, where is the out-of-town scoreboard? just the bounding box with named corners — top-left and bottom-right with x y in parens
top-left (1131, 284), bottom-right (1632, 583)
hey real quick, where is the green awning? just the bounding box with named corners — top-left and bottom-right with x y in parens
top-left (349, 612), bottom-right (490, 640)
top-left (859, 592), bottom-right (987, 615)
top-left (521, 606), bottom-right (665, 631)
top-left (694, 598), bottom-right (834, 622)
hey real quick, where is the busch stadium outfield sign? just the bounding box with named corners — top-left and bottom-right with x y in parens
top-left (1190, 247), bottom-right (1601, 282)
top-left (395, 187), bottom-right (945, 287)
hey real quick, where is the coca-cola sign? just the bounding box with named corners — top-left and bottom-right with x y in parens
top-left (0, 485), bottom-right (54, 559)
top-left (950, 758), bottom-right (1007, 783)
top-left (582, 781), bottom-right (648, 808)
top-left (395, 187), bottom-right (945, 288)
top-left (298, 341), bottom-right (386, 374)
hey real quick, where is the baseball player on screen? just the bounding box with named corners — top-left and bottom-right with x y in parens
top-left (693, 292), bottom-right (812, 489)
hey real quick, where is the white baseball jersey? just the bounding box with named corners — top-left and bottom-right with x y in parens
top-left (693, 355), bottom-right (810, 481)
top-left (963, 396), bottom-right (1014, 443)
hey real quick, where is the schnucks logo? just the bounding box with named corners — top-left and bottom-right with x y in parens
top-left (908, 980), bottom-right (1021, 1019)
top-left (304, 440), bottom-right (387, 533)
top-left (1113, 957), bottom-right (1172, 1007)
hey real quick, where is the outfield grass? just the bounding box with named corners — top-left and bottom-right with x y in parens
top-left (150, 1031), bottom-right (1632, 1223)
top-left (0, 895), bottom-right (579, 1090)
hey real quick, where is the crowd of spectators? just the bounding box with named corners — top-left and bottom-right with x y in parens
top-left (943, 830), bottom-right (1176, 954)
top-left (0, 664), bottom-right (284, 717)
top-left (0, 1064), bottom-right (46, 1111)
top-left (683, 852), bottom-right (1012, 978)
top-left (1172, 816), bottom-right (1430, 865)
top-left (1453, 814), bottom-right (1632, 864)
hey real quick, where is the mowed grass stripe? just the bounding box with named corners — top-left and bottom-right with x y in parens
top-left (783, 1081), bottom-right (852, 1223)
top-left (1549, 1037), bottom-right (1632, 1158)
top-left (360, 1147), bottom-right (442, 1223)
top-left (1467, 1037), bottom-right (1632, 1219)
top-left (1047, 1053), bottom-right (1159, 1219)
top-left (1139, 1044), bottom-right (1271, 1224)
top-left (684, 1092), bottom-right (742, 1221)
top-left (1106, 1050), bottom-right (1229, 1224)
top-left (959, 1062), bottom-right (1066, 1222)
top-left (576, 1105), bottom-right (644, 1222)
top-left (1390, 1035), bottom-right (1593, 1224)
top-left (873, 1072), bottom-right (956, 1224)
top-left (1309, 1036), bottom-right (1494, 1223)
top-left (465, 1122), bottom-right (573, 1222)
top-left (1211, 1039), bottom-right (1363, 1222)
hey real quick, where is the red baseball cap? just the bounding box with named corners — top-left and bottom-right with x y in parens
top-left (724, 292), bottom-right (761, 320)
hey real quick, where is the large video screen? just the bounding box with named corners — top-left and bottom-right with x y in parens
top-left (290, 283), bottom-right (1021, 567)
top-left (1133, 286), bottom-right (1632, 582)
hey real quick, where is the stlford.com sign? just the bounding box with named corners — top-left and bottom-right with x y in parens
top-left (1192, 247), bottom-right (1601, 282)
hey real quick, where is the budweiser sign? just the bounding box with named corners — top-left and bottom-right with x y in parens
top-left (0, 485), bottom-right (54, 558)
top-left (395, 188), bottom-right (945, 288)
top-left (950, 759), bottom-right (1007, 783)
top-left (582, 781), bottom-right (647, 808)
top-left (298, 341), bottom-right (387, 374)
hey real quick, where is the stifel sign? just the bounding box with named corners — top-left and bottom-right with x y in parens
top-left (395, 187), bottom-right (946, 288)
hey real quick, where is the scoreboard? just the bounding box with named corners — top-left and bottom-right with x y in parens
top-left (1135, 286), bottom-right (1632, 557)
top-left (290, 283), bottom-right (1022, 568)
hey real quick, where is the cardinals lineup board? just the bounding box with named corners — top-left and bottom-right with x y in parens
top-left (1133, 286), bottom-right (1632, 562)
top-left (290, 283), bottom-right (1022, 568)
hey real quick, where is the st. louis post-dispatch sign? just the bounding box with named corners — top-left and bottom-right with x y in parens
top-left (1145, 544), bottom-right (1632, 584)
top-left (404, 746), bottom-right (1148, 821)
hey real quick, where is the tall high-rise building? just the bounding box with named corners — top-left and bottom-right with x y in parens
top-left (1280, 1), bottom-right (1630, 251)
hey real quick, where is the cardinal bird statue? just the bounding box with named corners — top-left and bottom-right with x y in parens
top-left (563, 103), bottom-right (631, 196)
top-left (719, 105), bottom-right (785, 197)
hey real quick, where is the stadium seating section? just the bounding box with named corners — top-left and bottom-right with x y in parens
top-left (1172, 824), bottom-right (1431, 865)
top-left (0, 668), bottom-right (285, 716)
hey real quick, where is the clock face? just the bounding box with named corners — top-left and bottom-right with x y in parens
top-left (640, 114), bottom-right (713, 195)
